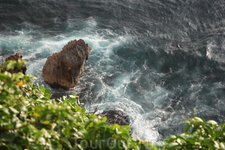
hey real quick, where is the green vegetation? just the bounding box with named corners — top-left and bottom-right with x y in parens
top-left (161, 117), bottom-right (225, 150)
top-left (0, 60), bottom-right (156, 150)
top-left (0, 60), bottom-right (225, 150)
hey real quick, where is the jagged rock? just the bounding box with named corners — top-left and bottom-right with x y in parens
top-left (0, 53), bottom-right (27, 74)
top-left (98, 110), bottom-right (130, 126)
top-left (42, 39), bottom-right (91, 90)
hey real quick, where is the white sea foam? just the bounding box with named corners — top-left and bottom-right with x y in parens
top-left (206, 39), bottom-right (225, 63)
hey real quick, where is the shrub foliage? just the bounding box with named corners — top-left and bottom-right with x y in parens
top-left (161, 117), bottom-right (225, 150)
top-left (0, 61), bottom-right (225, 150)
top-left (0, 60), bottom-right (156, 150)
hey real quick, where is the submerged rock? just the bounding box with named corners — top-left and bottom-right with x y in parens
top-left (98, 110), bottom-right (130, 126)
top-left (0, 53), bottom-right (27, 74)
top-left (42, 39), bottom-right (91, 90)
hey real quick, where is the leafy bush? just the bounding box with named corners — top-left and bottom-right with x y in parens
top-left (160, 117), bottom-right (225, 150)
top-left (0, 60), bottom-right (156, 150)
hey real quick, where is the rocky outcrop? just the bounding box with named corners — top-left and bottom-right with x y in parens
top-left (0, 53), bottom-right (27, 74)
top-left (42, 39), bottom-right (91, 90)
top-left (98, 110), bottom-right (130, 126)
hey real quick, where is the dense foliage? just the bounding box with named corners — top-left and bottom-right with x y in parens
top-left (0, 60), bottom-right (225, 150)
top-left (0, 60), bottom-right (156, 150)
top-left (161, 117), bottom-right (225, 150)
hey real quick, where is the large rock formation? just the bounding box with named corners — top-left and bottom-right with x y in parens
top-left (0, 53), bottom-right (27, 74)
top-left (42, 39), bottom-right (91, 90)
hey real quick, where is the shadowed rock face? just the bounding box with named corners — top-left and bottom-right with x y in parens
top-left (99, 110), bottom-right (130, 126)
top-left (42, 39), bottom-right (91, 90)
top-left (0, 53), bottom-right (27, 74)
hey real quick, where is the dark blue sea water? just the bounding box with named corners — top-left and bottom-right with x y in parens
top-left (1, 0), bottom-right (225, 142)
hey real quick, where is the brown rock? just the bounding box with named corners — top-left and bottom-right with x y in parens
top-left (0, 53), bottom-right (27, 74)
top-left (42, 39), bottom-right (91, 90)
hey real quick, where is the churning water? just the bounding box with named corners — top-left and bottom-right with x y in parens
top-left (1, 0), bottom-right (225, 143)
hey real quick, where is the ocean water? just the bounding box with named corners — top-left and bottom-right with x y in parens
top-left (1, 0), bottom-right (225, 143)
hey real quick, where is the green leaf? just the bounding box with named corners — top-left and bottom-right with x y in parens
top-left (1, 107), bottom-right (9, 114)
top-left (201, 141), bottom-right (214, 149)
top-left (167, 142), bottom-right (181, 150)
top-left (214, 141), bottom-right (220, 149)
top-left (191, 124), bottom-right (200, 133)
top-left (120, 133), bottom-right (130, 139)
top-left (220, 142), bottom-right (225, 149)
top-left (193, 117), bottom-right (203, 123)
top-left (38, 137), bottom-right (46, 145)
top-left (5, 60), bottom-right (17, 70)
top-left (50, 140), bottom-right (62, 150)
top-left (112, 124), bottom-right (120, 130)
top-left (60, 137), bottom-right (72, 148)
top-left (121, 140), bottom-right (128, 150)
top-left (207, 120), bottom-right (218, 126)
top-left (180, 120), bottom-right (190, 124)
top-left (41, 129), bottom-right (51, 138)
top-left (9, 107), bottom-right (19, 114)
top-left (97, 122), bottom-right (111, 128)
top-left (204, 125), bottom-right (213, 136)
top-left (184, 124), bottom-right (191, 133)
top-left (0, 73), bottom-right (10, 80)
